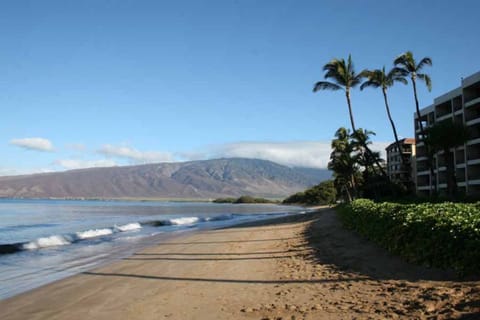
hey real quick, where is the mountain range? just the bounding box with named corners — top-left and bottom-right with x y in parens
top-left (0, 158), bottom-right (331, 200)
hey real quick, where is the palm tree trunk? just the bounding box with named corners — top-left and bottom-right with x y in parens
top-left (383, 88), bottom-right (403, 162)
top-left (346, 91), bottom-right (388, 179)
top-left (412, 77), bottom-right (425, 138)
top-left (344, 184), bottom-right (352, 203)
top-left (412, 76), bottom-right (437, 195)
top-left (444, 149), bottom-right (457, 198)
top-left (383, 87), bottom-right (408, 189)
top-left (345, 90), bottom-right (356, 132)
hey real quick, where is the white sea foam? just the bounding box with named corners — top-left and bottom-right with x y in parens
top-left (115, 223), bottom-right (142, 232)
top-left (75, 228), bottom-right (113, 239)
top-left (203, 214), bottom-right (234, 222)
top-left (169, 217), bottom-right (199, 225)
top-left (23, 235), bottom-right (72, 250)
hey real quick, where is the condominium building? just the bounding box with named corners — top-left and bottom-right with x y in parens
top-left (386, 138), bottom-right (416, 189)
top-left (414, 71), bottom-right (480, 196)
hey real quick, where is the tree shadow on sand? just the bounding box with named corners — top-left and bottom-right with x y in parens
top-left (83, 271), bottom-right (370, 285)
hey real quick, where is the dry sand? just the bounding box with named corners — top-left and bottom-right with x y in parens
top-left (0, 208), bottom-right (479, 320)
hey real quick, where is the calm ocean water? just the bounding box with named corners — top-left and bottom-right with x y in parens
top-left (0, 199), bottom-right (305, 299)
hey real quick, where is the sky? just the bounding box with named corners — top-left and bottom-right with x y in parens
top-left (1, 0), bottom-right (479, 175)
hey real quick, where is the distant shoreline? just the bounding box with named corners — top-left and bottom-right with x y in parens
top-left (0, 197), bottom-right (287, 203)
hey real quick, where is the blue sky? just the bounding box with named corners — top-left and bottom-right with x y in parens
top-left (1, 0), bottom-right (479, 174)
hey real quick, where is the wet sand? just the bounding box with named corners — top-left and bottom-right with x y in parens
top-left (0, 208), bottom-right (479, 319)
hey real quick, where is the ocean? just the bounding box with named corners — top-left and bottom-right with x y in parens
top-left (0, 199), bottom-right (305, 299)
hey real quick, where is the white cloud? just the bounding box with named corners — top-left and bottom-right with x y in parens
top-left (0, 166), bottom-right (54, 177)
top-left (181, 140), bottom-right (390, 168)
top-left (54, 159), bottom-right (118, 170)
top-left (10, 137), bottom-right (54, 152)
top-left (98, 145), bottom-right (174, 164)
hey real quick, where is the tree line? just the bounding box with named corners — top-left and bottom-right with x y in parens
top-left (313, 52), bottom-right (470, 202)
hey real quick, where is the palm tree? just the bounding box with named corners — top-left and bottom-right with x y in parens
top-left (394, 51), bottom-right (432, 139)
top-left (352, 128), bottom-right (390, 199)
top-left (328, 127), bottom-right (358, 202)
top-left (360, 67), bottom-right (408, 170)
top-left (425, 121), bottom-right (470, 198)
top-left (394, 51), bottom-right (433, 192)
top-left (351, 129), bottom-right (382, 169)
top-left (314, 55), bottom-right (387, 177)
top-left (313, 55), bottom-right (362, 132)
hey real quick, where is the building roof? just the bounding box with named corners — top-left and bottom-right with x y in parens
top-left (385, 138), bottom-right (416, 151)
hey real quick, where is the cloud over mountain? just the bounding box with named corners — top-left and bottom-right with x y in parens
top-left (97, 145), bottom-right (174, 164)
top-left (54, 159), bottom-right (118, 170)
top-left (181, 141), bottom-right (390, 168)
top-left (10, 138), bottom-right (54, 152)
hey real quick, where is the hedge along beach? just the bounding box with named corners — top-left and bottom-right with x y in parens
top-left (1, 208), bottom-right (479, 320)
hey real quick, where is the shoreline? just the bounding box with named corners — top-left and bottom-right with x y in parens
top-left (0, 207), bottom-right (309, 300)
top-left (1, 208), bottom-right (478, 319)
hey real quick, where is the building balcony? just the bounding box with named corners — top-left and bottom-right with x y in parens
top-left (436, 113), bottom-right (453, 122)
top-left (417, 170), bottom-right (430, 176)
top-left (467, 159), bottom-right (480, 166)
top-left (469, 179), bottom-right (480, 185)
top-left (434, 166), bottom-right (447, 173)
top-left (466, 117), bottom-right (480, 126)
top-left (467, 138), bottom-right (480, 145)
top-left (417, 185), bottom-right (431, 191)
top-left (465, 96), bottom-right (480, 108)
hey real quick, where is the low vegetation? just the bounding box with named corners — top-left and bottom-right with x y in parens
top-left (337, 199), bottom-right (480, 274)
top-left (283, 180), bottom-right (336, 205)
top-left (212, 196), bottom-right (277, 204)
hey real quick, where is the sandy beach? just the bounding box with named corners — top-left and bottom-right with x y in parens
top-left (0, 208), bottom-right (479, 320)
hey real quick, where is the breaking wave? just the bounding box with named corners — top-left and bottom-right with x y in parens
top-left (143, 214), bottom-right (235, 227)
top-left (23, 235), bottom-right (73, 250)
top-left (1, 223), bottom-right (142, 254)
top-left (115, 223), bottom-right (142, 232)
top-left (0, 214), bottom-right (237, 255)
top-left (76, 228), bottom-right (113, 240)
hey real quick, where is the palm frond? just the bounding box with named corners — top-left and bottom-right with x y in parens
top-left (322, 58), bottom-right (348, 86)
top-left (347, 54), bottom-right (354, 78)
top-left (360, 80), bottom-right (380, 90)
top-left (387, 67), bottom-right (408, 86)
top-left (390, 67), bottom-right (408, 77)
top-left (393, 77), bottom-right (408, 85)
top-left (360, 69), bottom-right (382, 90)
top-left (349, 77), bottom-right (360, 88)
top-left (417, 74), bottom-right (432, 91)
top-left (313, 81), bottom-right (343, 92)
top-left (417, 57), bottom-right (432, 70)
top-left (394, 51), bottom-right (415, 71)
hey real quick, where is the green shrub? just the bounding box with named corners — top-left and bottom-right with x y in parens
top-left (283, 180), bottom-right (336, 205)
top-left (213, 196), bottom-right (275, 204)
top-left (212, 198), bottom-right (236, 203)
top-left (337, 199), bottom-right (480, 275)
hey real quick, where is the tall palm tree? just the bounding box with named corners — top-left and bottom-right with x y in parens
top-left (314, 55), bottom-right (387, 177)
top-left (360, 66), bottom-right (408, 169)
top-left (425, 121), bottom-right (470, 198)
top-left (394, 51), bottom-right (433, 192)
top-left (394, 51), bottom-right (432, 139)
top-left (313, 54), bottom-right (362, 132)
